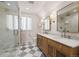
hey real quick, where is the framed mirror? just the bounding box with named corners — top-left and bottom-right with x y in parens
top-left (57, 2), bottom-right (79, 33)
top-left (43, 16), bottom-right (51, 31)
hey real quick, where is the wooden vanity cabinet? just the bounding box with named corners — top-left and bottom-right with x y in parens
top-left (37, 35), bottom-right (43, 49)
top-left (42, 37), bottom-right (48, 56)
top-left (37, 34), bottom-right (48, 56)
top-left (37, 34), bottom-right (79, 57)
top-left (48, 39), bottom-right (78, 57)
top-left (61, 45), bottom-right (79, 57)
top-left (48, 42), bottom-right (56, 57)
top-left (48, 39), bottom-right (65, 57)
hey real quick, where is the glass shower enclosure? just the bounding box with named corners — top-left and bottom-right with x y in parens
top-left (0, 1), bottom-right (19, 57)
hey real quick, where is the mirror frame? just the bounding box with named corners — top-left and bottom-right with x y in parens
top-left (57, 2), bottom-right (79, 33)
top-left (43, 16), bottom-right (51, 31)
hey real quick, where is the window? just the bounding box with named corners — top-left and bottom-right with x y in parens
top-left (14, 16), bottom-right (18, 30)
top-left (6, 15), bottom-right (14, 30)
top-left (26, 17), bottom-right (32, 30)
top-left (6, 15), bottom-right (32, 30)
top-left (6, 15), bottom-right (18, 30)
top-left (21, 17), bottom-right (26, 30)
top-left (21, 17), bottom-right (32, 30)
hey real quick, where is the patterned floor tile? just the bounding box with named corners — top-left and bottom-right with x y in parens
top-left (0, 42), bottom-right (45, 57)
top-left (33, 51), bottom-right (42, 57)
top-left (24, 53), bottom-right (33, 57)
top-left (24, 48), bottom-right (31, 53)
top-left (40, 54), bottom-right (45, 57)
top-left (16, 42), bottom-right (45, 57)
top-left (18, 51), bottom-right (27, 57)
top-left (20, 47), bottom-right (26, 50)
top-left (32, 47), bottom-right (39, 50)
top-left (29, 50), bottom-right (36, 54)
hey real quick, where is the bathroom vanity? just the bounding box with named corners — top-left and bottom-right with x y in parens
top-left (37, 2), bottom-right (79, 57)
top-left (37, 33), bottom-right (79, 57)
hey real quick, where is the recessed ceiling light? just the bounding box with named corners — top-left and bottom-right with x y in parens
top-left (26, 8), bottom-right (29, 10)
top-left (7, 3), bottom-right (10, 6)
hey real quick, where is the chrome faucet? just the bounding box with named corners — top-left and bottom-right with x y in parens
top-left (61, 32), bottom-right (71, 39)
top-left (61, 29), bottom-right (71, 39)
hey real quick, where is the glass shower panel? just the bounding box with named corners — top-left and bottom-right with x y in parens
top-left (0, 1), bottom-right (19, 57)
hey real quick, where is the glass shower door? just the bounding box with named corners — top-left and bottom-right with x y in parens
top-left (0, 1), bottom-right (19, 57)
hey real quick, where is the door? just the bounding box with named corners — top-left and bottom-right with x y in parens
top-left (48, 44), bottom-right (56, 57)
top-left (42, 37), bottom-right (48, 56)
top-left (0, 1), bottom-right (19, 56)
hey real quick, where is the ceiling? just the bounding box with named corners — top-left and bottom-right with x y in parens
top-left (0, 1), bottom-right (18, 12)
top-left (0, 1), bottom-right (68, 18)
top-left (18, 1), bottom-right (63, 17)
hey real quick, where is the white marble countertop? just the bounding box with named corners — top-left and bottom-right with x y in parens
top-left (38, 33), bottom-right (79, 48)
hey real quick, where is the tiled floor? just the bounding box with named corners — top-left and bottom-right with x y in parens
top-left (0, 42), bottom-right (45, 57)
top-left (16, 42), bottom-right (45, 57)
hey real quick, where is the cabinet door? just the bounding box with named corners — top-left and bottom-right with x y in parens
top-left (48, 39), bottom-right (56, 57)
top-left (37, 35), bottom-right (42, 49)
top-left (37, 35), bottom-right (48, 56)
top-left (61, 45), bottom-right (78, 57)
top-left (56, 50), bottom-right (65, 57)
top-left (37, 35), bottom-right (40, 47)
top-left (42, 37), bottom-right (48, 56)
top-left (39, 36), bottom-right (43, 49)
top-left (48, 45), bottom-right (56, 57)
